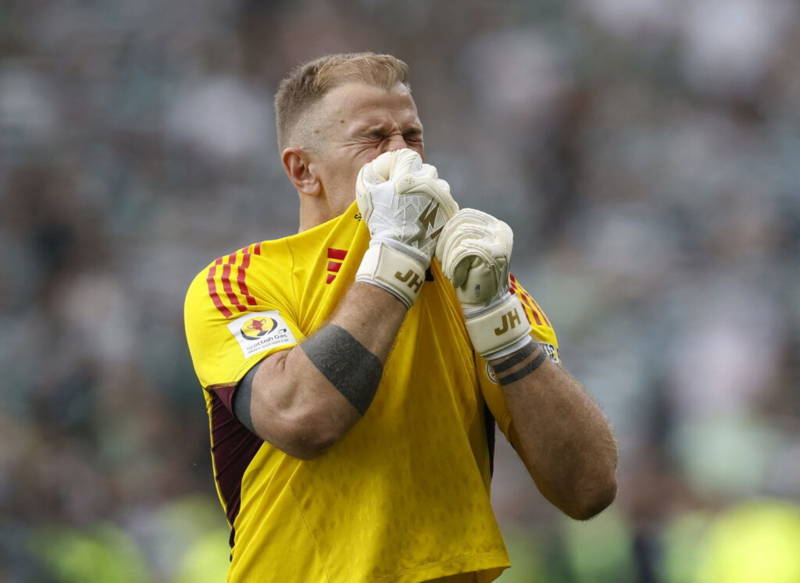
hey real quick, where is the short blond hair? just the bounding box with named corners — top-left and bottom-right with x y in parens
top-left (274, 52), bottom-right (410, 150)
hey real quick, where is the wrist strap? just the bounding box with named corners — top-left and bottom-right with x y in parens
top-left (356, 243), bottom-right (427, 308)
top-left (465, 294), bottom-right (530, 357)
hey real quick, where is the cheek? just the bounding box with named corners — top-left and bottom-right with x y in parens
top-left (349, 151), bottom-right (382, 181)
top-left (336, 159), bottom-right (366, 193)
top-left (360, 147), bottom-right (385, 164)
top-left (322, 147), bottom-right (383, 192)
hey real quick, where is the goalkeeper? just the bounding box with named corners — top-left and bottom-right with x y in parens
top-left (184, 52), bottom-right (617, 583)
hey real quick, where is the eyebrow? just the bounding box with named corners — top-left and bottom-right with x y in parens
top-left (352, 121), bottom-right (389, 133)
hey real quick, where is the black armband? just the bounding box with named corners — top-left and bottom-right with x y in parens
top-left (491, 342), bottom-right (536, 374)
top-left (493, 344), bottom-right (548, 386)
top-left (301, 325), bottom-right (383, 415)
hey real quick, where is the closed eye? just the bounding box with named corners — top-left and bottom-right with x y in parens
top-left (403, 130), bottom-right (423, 143)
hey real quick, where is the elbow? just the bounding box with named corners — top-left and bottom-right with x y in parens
top-left (287, 446), bottom-right (329, 461)
top-left (565, 473), bottom-right (618, 521)
top-left (279, 407), bottom-right (352, 461)
top-left (285, 430), bottom-right (338, 460)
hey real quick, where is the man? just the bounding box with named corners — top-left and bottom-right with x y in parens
top-left (184, 53), bottom-right (617, 582)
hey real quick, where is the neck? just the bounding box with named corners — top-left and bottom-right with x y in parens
top-left (297, 194), bottom-right (353, 233)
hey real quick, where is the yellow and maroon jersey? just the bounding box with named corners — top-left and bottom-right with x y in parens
top-left (183, 201), bottom-right (559, 583)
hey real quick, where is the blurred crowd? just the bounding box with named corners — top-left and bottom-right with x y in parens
top-left (1, 0), bottom-right (799, 581)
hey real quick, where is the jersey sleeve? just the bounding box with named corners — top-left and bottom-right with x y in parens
top-left (477, 274), bottom-right (560, 439)
top-left (183, 248), bottom-right (306, 391)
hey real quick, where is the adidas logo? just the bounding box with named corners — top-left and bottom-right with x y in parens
top-left (326, 248), bottom-right (347, 284)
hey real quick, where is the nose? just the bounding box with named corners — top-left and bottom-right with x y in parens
top-left (384, 133), bottom-right (411, 153)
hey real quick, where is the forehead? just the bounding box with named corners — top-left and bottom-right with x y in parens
top-left (317, 82), bottom-right (421, 130)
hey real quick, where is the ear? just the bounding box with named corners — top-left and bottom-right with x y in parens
top-left (281, 147), bottom-right (321, 196)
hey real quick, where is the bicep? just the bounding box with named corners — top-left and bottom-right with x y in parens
top-left (233, 348), bottom-right (294, 438)
top-left (231, 341), bottom-right (355, 459)
top-left (231, 321), bottom-right (385, 458)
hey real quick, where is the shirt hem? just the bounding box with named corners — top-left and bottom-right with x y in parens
top-left (369, 550), bottom-right (510, 583)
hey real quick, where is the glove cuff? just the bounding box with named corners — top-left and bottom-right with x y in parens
top-left (465, 293), bottom-right (530, 358)
top-left (356, 242), bottom-right (428, 309)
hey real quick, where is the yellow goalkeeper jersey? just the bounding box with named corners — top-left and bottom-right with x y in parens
top-left (184, 201), bottom-right (559, 583)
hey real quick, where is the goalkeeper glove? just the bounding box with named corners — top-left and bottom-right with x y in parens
top-left (436, 208), bottom-right (531, 359)
top-left (356, 149), bottom-right (458, 308)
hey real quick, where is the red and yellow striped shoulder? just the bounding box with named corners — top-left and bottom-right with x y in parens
top-left (509, 273), bottom-right (551, 328)
top-left (204, 242), bottom-right (264, 319)
top-left (185, 238), bottom-right (303, 389)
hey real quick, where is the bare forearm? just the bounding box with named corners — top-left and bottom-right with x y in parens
top-left (282, 281), bottom-right (407, 413)
top-left (327, 282), bottom-right (408, 359)
top-left (491, 344), bottom-right (618, 519)
top-left (245, 282), bottom-right (407, 457)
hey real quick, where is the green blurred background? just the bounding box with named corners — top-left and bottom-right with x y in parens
top-left (2, 0), bottom-right (800, 581)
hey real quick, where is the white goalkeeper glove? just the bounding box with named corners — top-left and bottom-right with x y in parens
top-left (436, 208), bottom-right (531, 359)
top-left (356, 149), bottom-right (458, 308)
